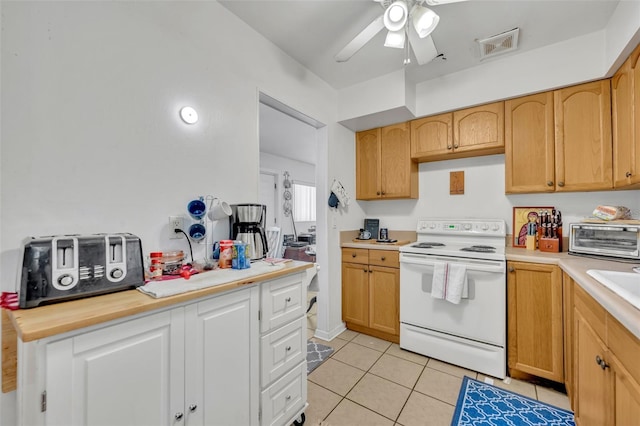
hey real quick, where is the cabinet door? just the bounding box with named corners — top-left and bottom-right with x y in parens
top-left (610, 353), bottom-right (640, 426)
top-left (453, 101), bottom-right (505, 154)
top-left (369, 266), bottom-right (399, 336)
top-left (45, 309), bottom-right (184, 426)
top-left (507, 262), bottom-right (563, 382)
top-left (185, 286), bottom-right (259, 426)
top-left (410, 113), bottom-right (453, 160)
top-left (612, 53), bottom-right (635, 188)
top-left (633, 45), bottom-right (640, 186)
top-left (356, 128), bottom-right (381, 200)
top-left (554, 80), bottom-right (613, 191)
top-left (342, 262), bottom-right (369, 327)
top-left (505, 92), bottom-right (555, 193)
top-left (380, 122), bottom-right (418, 199)
top-left (573, 309), bottom-right (610, 425)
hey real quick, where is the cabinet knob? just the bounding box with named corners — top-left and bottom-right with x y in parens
top-left (368, 270), bottom-right (372, 273)
top-left (286, 395), bottom-right (292, 401)
top-left (363, 269), bottom-right (367, 272)
top-left (546, 181), bottom-right (554, 187)
top-left (286, 346), bottom-right (292, 351)
top-left (175, 412), bottom-right (184, 421)
top-left (447, 145), bottom-right (453, 150)
top-left (508, 266), bottom-right (515, 273)
top-left (453, 144), bottom-right (459, 149)
top-left (626, 171), bottom-right (632, 178)
top-left (376, 191), bottom-right (381, 195)
top-left (352, 253), bottom-right (357, 258)
top-left (558, 181), bottom-right (565, 187)
top-left (285, 297), bottom-right (291, 302)
top-left (595, 355), bottom-right (609, 370)
top-left (189, 404), bottom-right (197, 412)
top-left (381, 256), bottom-right (386, 261)
top-left (381, 191), bottom-right (386, 195)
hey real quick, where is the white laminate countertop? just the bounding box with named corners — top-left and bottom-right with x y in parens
top-left (506, 247), bottom-right (640, 340)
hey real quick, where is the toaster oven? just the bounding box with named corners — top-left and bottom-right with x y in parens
top-left (569, 223), bottom-right (640, 261)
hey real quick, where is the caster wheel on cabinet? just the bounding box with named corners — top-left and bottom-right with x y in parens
top-left (293, 412), bottom-right (306, 426)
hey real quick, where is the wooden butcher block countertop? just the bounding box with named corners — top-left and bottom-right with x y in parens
top-left (6, 261), bottom-right (313, 343)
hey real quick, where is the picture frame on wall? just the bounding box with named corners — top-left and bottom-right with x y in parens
top-left (512, 206), bottom-right (554, 247)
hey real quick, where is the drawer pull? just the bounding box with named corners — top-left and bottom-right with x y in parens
top-left (286, 395), bottom-right (292, 401)
top-left (596, 355), bottom-right (609, 370)
top-left (286, 346), bottom-right (292, 351)
top-left (352, 253), bottom-right (357, 258)
top-left (381, 256), bottom-right (386, 261)
top-left (285, 297), bottom-right (292, 302)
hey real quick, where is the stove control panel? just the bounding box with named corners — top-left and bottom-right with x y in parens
top-left (417, 219), bottom-right (506, 237)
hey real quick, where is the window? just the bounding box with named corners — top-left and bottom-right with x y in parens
top-left (293, 182), bottom-right (316, 222)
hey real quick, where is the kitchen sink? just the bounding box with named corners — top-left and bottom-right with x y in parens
top-left (586, 269), bottom-right (640, 310)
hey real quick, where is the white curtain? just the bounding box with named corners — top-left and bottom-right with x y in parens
top-left (293, 182), bottom-right (316, 222)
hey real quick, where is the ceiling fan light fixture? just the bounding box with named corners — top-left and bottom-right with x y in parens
top-left (384, 29), bottom-right (406, 48)
top-left (383, 1), bottom-right (408, 32)
top-left (412, 6), bottom-right (439, 38)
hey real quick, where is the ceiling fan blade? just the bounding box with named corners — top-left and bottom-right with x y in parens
top-left (407, 29), bottom-right (439, 65)
top-left (424, 0), bottom-right (468, 5)
top-left (334, 14), bottom-right (385, 62)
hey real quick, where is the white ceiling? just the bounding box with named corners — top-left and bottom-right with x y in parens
top-left (220, 0), bottom-right (620, 90)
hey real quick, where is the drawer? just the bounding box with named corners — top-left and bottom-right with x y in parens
top-left (260, 361), bottom-right (307, 426)
top-left (260, 273), bottom-right (305, 333)
top-left (341, 248), bottom-right (368, 265)
top-left (369, 250), bottom-right (399, 268)
top-left (261, 317), bottom-right (306, 387)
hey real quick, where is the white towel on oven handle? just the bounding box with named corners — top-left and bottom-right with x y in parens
top-left (431, 262), bottom-right (468, 304)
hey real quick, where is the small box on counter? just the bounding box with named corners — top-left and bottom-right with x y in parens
top-left (539, 230), bottom-right (562, 253)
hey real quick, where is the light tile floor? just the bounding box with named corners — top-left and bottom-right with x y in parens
top-left (304, 293), bottom-right (571, 426)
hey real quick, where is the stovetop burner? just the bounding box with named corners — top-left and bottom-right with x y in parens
top-left (412, 242), bottom-right (446, 248)
top-left (460, 245), bottom-right (496, 253)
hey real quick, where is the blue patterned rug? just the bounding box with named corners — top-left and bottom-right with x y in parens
top-left (306, 340), bottom-right (333, 374)
top-left (452, 377), bottom-right (575, 426)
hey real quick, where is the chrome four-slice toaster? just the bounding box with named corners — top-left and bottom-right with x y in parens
top-left (18, 233), bottom-right (145, 308)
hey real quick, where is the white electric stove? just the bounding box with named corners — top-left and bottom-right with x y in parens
top-left (399, 218), bottom-right (507, 379)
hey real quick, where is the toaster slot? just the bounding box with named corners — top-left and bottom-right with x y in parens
top-left (105, 235), bottom-right (127, 282)
top-left (51, 237), bottom-right (79, 291)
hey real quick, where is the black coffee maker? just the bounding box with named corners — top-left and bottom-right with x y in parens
top-left (229, 204), bottom-right (268, 260)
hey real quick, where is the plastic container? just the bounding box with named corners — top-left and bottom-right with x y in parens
top-left (232, 241), bottom-right (250, 270)
top-left (148, 251), bottom-right (185, 276)
top-left (219, 240), bottom-right (234, 269)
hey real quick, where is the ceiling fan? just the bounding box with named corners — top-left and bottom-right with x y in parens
top-left (335, 0), bottom-right (468, 65)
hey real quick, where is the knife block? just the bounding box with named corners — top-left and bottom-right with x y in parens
top-left (539, 227), bottom-right (562, 253)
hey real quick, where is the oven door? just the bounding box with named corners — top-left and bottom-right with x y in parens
top-left (400, 252), bottom-right (506, 346)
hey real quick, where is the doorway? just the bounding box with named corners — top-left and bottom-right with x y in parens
top-left (258, 92), bottom-right (326, 339)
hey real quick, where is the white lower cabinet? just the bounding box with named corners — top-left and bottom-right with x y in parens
top-left (18, 285), bottom-right (259, 426)
top-left (259, 272), bottom-right (308, 426)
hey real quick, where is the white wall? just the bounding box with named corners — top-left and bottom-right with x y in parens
top-left (360, 155), bottom-right (640, 235)
top-left (0, 1), bottom-right (351, 421)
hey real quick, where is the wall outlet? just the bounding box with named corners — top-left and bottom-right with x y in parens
top-left (169, 215), bottom-right (185, 239)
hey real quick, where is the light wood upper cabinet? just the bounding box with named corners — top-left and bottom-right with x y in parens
top-left (410, 112), bottom-right (453, 160)
top-left (453, 101), bottom-right (505, 154)
top-left (612, 43), bottom-right (640, 188)
top-left (356, 128), bottom-right (381, 200)
top-left (410, 102), bottom-right (505, 162)
top-left (505, 92), bottom-right (556, 193)
top-left (356, 123), bottom-right (418, 200)
top-left (507, 261), bottom-right (564, 383)
top-left (554, 80), bottom-right (613, 191)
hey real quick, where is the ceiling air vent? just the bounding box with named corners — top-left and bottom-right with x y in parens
top-left (477, 27), bottom-right (519, 60)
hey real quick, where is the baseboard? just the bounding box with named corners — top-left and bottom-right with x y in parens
top-left (313, 322), bottom-right (346, 342)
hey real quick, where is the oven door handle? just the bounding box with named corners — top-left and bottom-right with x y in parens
top-left (400, 254), bottom-right (505, 273)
